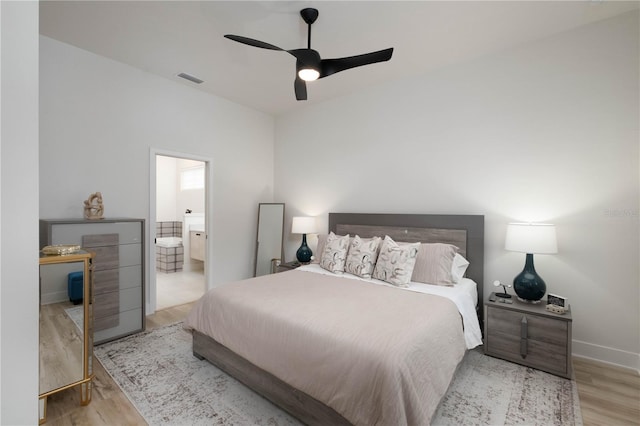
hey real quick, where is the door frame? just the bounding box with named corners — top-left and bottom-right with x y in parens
top-left (148, 147), bottom-right (212, 315)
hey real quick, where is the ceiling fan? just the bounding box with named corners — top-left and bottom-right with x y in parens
top-left (225, 8), bottom-right (394, 101)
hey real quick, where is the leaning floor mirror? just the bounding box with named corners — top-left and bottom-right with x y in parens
top-left (254, 203), bottom-right (285, 276)
top-left (39, 250), bottom-right (94, 423)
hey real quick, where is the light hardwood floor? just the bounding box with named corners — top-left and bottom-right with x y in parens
top-left (155, 270), bottom-right (205, 311)
top-left (43, 303), bottom-right (640, 425)
top-left (40, 303), bottom-right (85, 395)
top-left (43, 303), bottom-right (192, 426)
top-left (574, 357), bottom-right (640, 425)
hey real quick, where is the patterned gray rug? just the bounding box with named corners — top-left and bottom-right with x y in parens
top-left (94, 322), bottom-right (582, 426)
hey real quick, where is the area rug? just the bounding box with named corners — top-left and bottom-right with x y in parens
top-left (432, 348), bottom-right (583, 426)
top-left (64, 305), bottom-right (83, 332)
top-left (95, 322), bottom-right (583, 426)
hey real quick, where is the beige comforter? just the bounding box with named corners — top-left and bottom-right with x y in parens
top-left (184, 269), bottom-right (466, 426)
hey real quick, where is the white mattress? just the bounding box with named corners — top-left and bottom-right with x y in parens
top-left (297, 263), bottom-right (483, 349)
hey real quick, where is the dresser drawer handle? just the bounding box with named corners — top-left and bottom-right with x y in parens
top-left (520, 316), bottom-right (528, 358)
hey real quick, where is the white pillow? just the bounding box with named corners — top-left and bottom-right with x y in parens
top-left (344, 235), bottom-right (381, 278)
top-left (372, 236), bottom-right (420, 287)
top-left (319, 232), bottom-right (350, 274)
top-left (451, 253), bottom-right (470, 283)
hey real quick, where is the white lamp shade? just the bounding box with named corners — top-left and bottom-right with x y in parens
top-left (291, 216), bottom-right (318, 234)
top-left (505, 223), bottom-right (558, 254)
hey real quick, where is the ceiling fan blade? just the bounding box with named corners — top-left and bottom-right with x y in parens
top-left (288, 48), bottom-right (321, 65)
top-left (294, 76), bottom-right (307, 101)
top-left (225, 36), bottom-right (309, 62)
top-left (319, 48), bottom-right (394, 78)
top-left (224, 34), bottom-right (285, 51)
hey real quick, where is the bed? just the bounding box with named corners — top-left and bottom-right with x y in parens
top-left (185, 213), bottom-right (484, 426)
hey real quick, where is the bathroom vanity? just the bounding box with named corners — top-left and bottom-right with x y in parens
top-left (190, 230), bottom-right (205, 261)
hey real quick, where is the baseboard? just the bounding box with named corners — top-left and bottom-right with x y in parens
top-left (572, 339), bottom-right (640, 373)
top-left (41, 290), bottom-right (69, 305)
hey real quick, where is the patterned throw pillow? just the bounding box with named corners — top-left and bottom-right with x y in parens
top-left (344, 235), bottom-right (382, 278)
top-left (372, 236), bottom-right (420, 287)
top-left (319, 232), bottom-right (350, 274)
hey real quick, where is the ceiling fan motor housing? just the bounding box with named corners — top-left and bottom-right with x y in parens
top-left (300, 8), bottom-right (319, 25)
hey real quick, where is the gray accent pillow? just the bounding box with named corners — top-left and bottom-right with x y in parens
top-left (319, 232), bottom-right (350, 274)
top-left (345, 235), bottom-right (382, 278)
top-left (411, 243), bottom-right (459, 286)
top-left (311, 234), bottom-right (328, 264)
top-left (372, 236), bottom-right (420, 287)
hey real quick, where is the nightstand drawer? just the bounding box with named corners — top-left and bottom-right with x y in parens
top-left (488, 307), bottom-right (568, 346)
top-left (486, 331), bottom-right (568, 374)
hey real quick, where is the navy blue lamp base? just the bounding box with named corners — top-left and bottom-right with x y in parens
top-left (296, 234), bottom-right (313, 263)
top-left (513, 253), bottom-right (546, 303)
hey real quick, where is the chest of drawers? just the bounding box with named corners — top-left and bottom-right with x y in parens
top-left (40, 218), bottom-right (145, 344)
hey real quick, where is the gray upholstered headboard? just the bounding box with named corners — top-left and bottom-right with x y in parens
top-left (328, 213), bottom-right (485, 323)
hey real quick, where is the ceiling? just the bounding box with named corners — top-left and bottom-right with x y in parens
top-left (40, 1), bottom-right (639, 116)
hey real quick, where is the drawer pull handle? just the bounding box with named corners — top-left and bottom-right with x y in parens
top-left (520, 316), bottom-right (528, 358)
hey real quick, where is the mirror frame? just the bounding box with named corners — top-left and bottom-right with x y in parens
top-left (254, 203), bottom-right (285, 277)
top-left (38, 250), bottom-right (95, 423)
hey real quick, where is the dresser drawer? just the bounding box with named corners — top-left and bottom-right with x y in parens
top-left (51, 221), bottom-right (142, 245)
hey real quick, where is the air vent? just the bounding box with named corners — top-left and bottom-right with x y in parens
top-left (177, 73), bottom-right (204, 84)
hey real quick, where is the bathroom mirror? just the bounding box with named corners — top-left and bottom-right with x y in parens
top-left (254, 203), bottom-right (285, 276)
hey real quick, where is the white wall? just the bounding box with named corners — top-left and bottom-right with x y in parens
top-left (40, 36), bottom-right (276, 298)
top-left (176, 158), bottom-right (205, 218)
top-left (156, 155), bottom-right (178, 222)
top-left (0, 1), bottom-right (40, 423)
top-left (156, 157), bottom-right (205, 223)
top-left (156, 156), bottom-right (206, 222)
top-left (275, 11), bottom-right (639, 369)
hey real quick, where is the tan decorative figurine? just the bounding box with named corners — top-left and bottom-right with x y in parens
top-left (83, 192), bottom-right (104, 219)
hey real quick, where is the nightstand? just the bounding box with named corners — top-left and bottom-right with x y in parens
top-left (276, 260), bottom-right (301, 273)
top-left (484, 292), bottom-right (573, 378)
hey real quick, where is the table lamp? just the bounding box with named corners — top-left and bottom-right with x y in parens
top-left (505, 222), bottom-right (557, 303)
top-left (292, 216), bottom-right (317, 263)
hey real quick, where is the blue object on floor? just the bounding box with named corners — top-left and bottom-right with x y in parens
top-left (68, 271), bottom-right (83, 305)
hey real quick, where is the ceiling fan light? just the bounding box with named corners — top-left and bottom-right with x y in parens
top-left (298, 68), bottom-right (319, 82)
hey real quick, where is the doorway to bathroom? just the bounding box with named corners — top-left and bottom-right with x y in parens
top-left (149, 149), bottom-right (210, 314)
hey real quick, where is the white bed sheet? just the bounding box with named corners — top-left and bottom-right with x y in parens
top-left (297, 263), bottom-right (483, 349)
